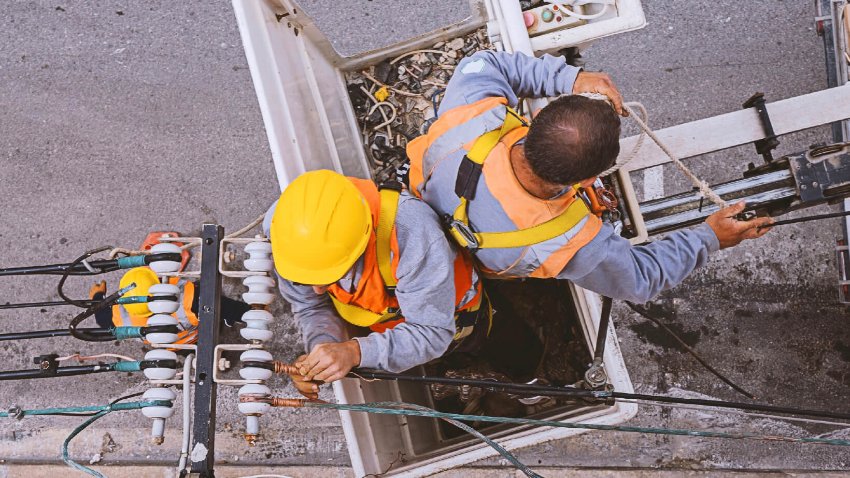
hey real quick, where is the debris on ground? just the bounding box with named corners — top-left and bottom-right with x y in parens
top-left (345, 29), bottom-right (493, 185)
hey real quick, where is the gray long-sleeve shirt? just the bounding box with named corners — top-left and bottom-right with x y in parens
top-left (436, 50), bottom-right (720, 302)
top-left (264, 192), bottom-right (476, 373)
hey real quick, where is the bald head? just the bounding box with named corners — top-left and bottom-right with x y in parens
top-left (524, 95), bottom-right (621, 186)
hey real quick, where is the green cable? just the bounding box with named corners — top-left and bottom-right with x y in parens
top-left (0, 400), bottom-right (170, 418)
top-left (62, 411), bottom-right (109, 478)
top-left (112, 326), bottom-right (144, 341)
top-left (110, 361), bottom-right (142, 372)
top-left (307, 401), bottom-right (850, 448)
top-left (116, 255), bottom-right (147, 269)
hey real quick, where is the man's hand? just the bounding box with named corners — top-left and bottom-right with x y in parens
top-left (572, 71), bottom-right (626, 116)
top-left (705, 202), bottom-right (774, 249)
top-left (297, 340), bottom-right (362, 384)
top-left (289, 354), bottom-right (321, 399)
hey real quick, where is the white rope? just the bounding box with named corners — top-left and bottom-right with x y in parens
top-left (579, 93), bottom-right (727, 207)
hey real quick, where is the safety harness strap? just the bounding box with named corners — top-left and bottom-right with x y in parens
top-left (329, 294), bottom-right (400, 328)
top-left (376, 187), bottom-right (401, 291)
top-left (447, 107), bottom-right (592, 251)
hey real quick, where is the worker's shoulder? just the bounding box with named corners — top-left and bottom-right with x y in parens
top-left (394, 191), bottom-right (445, 239)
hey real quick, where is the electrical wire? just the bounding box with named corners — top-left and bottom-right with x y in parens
top-left (281, 400), bottom-right (850, 448)
top-left (58, 246), bottom-right (113, 307)
top-left (625, 301), bottom-right (756, 399)
top-left (177, 354), bottom-right (194, 475)
top-left (56, 353), bottom-right (137, 363)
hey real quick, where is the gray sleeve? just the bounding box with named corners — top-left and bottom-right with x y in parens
top-left (559, 223), bottom-right (721, 303)
top-left (354, 196), bottom-right (457, 373)
top-left (276, 275), bottom-right (348, 354)
top-left (439, 50), bottom-right (581, 113)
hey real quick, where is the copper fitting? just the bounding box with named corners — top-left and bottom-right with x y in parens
top-left (244, 434), bottom-right (258, 446)
top-left (249, 303), bottom-right (269, 311)
top-left (239, 394), bottom-right (272, 404)
top-left (270, 397), bottom-right (307, 408)
top-left (272, 361), bottom-right (299, 375)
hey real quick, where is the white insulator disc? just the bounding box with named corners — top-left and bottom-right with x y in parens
top-left (149, 283), bottom-right (180, 295)
top-left (143, 350), bottom-right (178, 380)
top-left (149, 243), bottom-right (182, 274)
top-left (141, 388), bottom-right (176, 419)
top-left (240, 349), bottom-right (273, 362)
top-left (146, 314), bottom-right (179, 344)
top-left (147, 283), bottom-right (180, 314)
top-left (244, 241), bottom-right (274, 272)
top-left (240, 367), bottom-right (272, 381)
top-left (242, 309), bottom-right (272, 325)
top-left (146, 314), bottom-right (178, 327)
top-left (239, 350), bottom-right (273, 380)
top-left (237, 383), bottom-right (271, 416)
top-left (241, 275), bottom-right (276, 305)
top-left (240, 327), bottom-right (273, 342)
top-left (146, 349), bottom-right (178, 361)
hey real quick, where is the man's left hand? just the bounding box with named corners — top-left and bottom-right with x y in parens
top-left (572, 71), bottom-right (626, 116)
top-left (297, 340), bottom-right (362, 383)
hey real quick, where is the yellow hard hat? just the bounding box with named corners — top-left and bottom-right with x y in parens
top-left (271, 170), bottom-right (372, 285)
top-left (118, 267), bottom-right (160, 316)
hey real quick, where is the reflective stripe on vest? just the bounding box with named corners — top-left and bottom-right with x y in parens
top-left (407, 97), bottom-right (602, 278)
top-left (327, 178), bottom-right (482, 334)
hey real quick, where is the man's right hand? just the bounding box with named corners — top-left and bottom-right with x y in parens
top-left (705, 202), bottom-right (774, 249)
top-left (289, 354), bottom-right (320, 400)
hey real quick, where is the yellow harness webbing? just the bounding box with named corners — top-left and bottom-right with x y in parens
top-left (329, 187), bottom-right (401, 328)
top-left (447, 108), bottom-right (591, 250)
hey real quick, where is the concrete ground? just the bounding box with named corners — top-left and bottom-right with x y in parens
top-left (1, 0), bottom-right (849, 476)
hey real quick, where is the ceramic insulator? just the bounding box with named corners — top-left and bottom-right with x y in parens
top-left (143, 349), bottom-right (178, 380)
top-left (148, 243), bottom-right (182, 274)
top-left (142, 387), bottom-right (176, 442)
top-left (146, 314), bottom-right (179, 345)
top-left (239, 349), bottom-right (274, 381)
top-left (241, 275), bottom-right (275, 305)
top-left (147, 283), bottom-right (180, 315)
top-left (237, 383), bottom-right (271, 417)
top-left (239, 309), bottom-right (273, 342)
top-left (244, 240), bottom-right (273, 272)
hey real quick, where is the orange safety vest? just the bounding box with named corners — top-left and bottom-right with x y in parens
top-left (407, 97), bottom-right (602, 279)
top-left (327, 178), bottom-right (483, 337)
top-left (112, 278), bottom-right (199, 345)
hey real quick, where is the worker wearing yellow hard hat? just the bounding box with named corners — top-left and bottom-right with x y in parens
top-left (267, 170), bottom-right (488, 399)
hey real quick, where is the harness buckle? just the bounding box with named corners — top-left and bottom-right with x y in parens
top-left (444, 215), bottom-right (480, 251)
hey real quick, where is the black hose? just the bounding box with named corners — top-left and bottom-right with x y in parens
top-left (0, 328), bottom-right (112, 342)
top-left (0, 364), bottom-right (115, 381)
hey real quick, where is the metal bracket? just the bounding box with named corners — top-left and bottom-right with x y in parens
top-left (788, 143), bottom-right (850, 204)
top-left (188, 225), bottom-right (223, 478)
top-left (742, 92), bottom-right (780, 163)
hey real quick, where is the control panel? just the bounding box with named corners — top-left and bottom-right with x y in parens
top-left (524, 3), bottom-right (587, 37)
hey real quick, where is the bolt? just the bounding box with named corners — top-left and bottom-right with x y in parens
top-left (218, 358), bottom-right (231, 371)
top-left (801, 184), bottom-right (807, 190)
top-left (7, 406), bottom-right (23, 421)
top-left (812, 181), bottom-right (819, 187)
top-left (39, 360), bottom-right (51, 370)
top-left (223, 250), bottom-right (236, 264)
top-left (244, 434), bottom-right (258, 446)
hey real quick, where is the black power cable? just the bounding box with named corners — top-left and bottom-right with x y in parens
top-left (347, 369), bottom-right (850, 422)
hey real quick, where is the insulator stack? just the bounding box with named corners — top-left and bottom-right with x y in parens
top-left (142, 251), bottom-right (182, 445)
top-left (236, 236), bottom-right (275, 445)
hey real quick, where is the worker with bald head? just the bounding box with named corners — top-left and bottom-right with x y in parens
top-left (407, 51), bottom-right (772, 302)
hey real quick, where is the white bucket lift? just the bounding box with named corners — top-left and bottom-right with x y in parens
top-left (231, 1), bottom-right (645, 476)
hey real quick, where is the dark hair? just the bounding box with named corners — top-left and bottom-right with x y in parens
top-left (524, 95), bottom-right (621, 185)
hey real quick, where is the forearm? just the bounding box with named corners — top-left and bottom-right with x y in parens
top-left (440, 51), bottom-right (581, 113)
top-left (562, 223), bottom-right (720, 303)
top-left (355, 321), bottom-right (453, 373)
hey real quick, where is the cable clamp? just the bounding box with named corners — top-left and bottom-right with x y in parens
top-left (7, 406), bottom-right (24, 420)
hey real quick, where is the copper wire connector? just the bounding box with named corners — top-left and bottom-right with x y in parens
top-left (272, 361), bottom-right (299, 375)
top-left (238, 394), bottom-right (307, 407)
